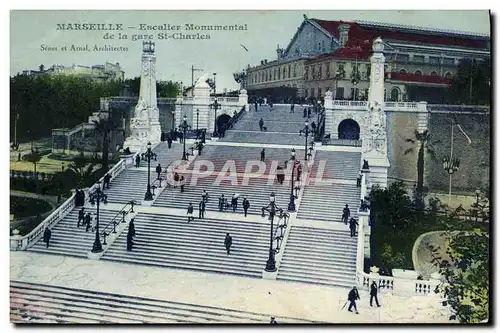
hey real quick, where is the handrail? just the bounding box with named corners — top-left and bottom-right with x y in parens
top-left (273, 211), bottom-right (290, 254)
top-left (100, 200), bottom-right (136, 240)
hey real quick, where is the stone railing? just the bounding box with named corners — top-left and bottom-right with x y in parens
top-left (10, 157), bottom-right (127, 251)
top-left (332, 100), bottom-right (367, 108)
top-left (209, 96), bottom-right (241, 104)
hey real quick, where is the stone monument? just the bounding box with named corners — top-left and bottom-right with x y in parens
top-left (124, 41), bottom-right (162, 152)
top-left (362, 37), bottom-right (390, 188)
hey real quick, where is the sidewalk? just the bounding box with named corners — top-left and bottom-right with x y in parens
top-left (10, 251), bottom-right (451, 324)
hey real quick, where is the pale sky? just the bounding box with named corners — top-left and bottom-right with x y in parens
top-left (10, 10), bottom-right (490, 91)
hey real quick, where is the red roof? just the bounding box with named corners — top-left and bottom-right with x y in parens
top-left (389, 72), bottom-right (451, 85)
top-left (306, 45), bottom-right (372, 63)
top-left (311, 19), bottom-right (488, 50)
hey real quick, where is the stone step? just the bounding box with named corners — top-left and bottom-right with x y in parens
top-left (11, 281), bottom-right (315, 323)
top-left (278, 250), bottom-right (357, 265)
top-left (276, 272), bottom-right (355, 288)
top-left (278, 264), bottom-right (357, 278)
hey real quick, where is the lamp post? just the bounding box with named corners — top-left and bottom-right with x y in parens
top-left (209, 99), bottom-right (221, 137)
top-left (288, 149), bottom-right (297, 212)
top-left (196, 109), bottom-right (200, 132)
top-left (180, 115), bottom-right (191, 160)
top-left (442, 157), bottom-right (460, 207)
top-left (299, 120), bottom-right (312, 161)
top-left (141, 141), bottom-right (157, 201)
top-left (261, 193), bottom-right (282, 272)
top-left (213, 73), bottom-right (217, 96)
top-left (89, 181), bottom-right (108, 253)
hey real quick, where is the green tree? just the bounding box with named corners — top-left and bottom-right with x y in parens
top-left (93, 108), bottom-right (123, 171)
top-left (24, 145), bottom-right (43, 173)
top-left (157, 80), bottom-right (180, 97)
top-left (67, 155), bottom-right (95, 188)
top-left (448, 58), bottom-right (491, 105)
top-left (429, 207), bottom-right (490, 323)
top-left (404, 130), bottom-right (440, 208)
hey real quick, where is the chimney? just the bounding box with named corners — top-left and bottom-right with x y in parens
top-left (338, 24), bottom-right (351, 48)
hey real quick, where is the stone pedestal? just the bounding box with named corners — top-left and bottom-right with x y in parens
top-left (358, 210), bottom-right (371, 258)
top-left (363, 151), bottom-right (389, 189)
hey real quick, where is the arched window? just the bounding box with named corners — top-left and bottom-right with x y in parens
top-left (399, 69), bottom-right (407, 74)
top-left (430, 71), bottom-right (438, 76)
top-left (293, 64), bottom-right (297, 77)
top-left (390, 87), bottom-right (400, 102)
top-left (444, 72), bottom-right (453, 79)
top-left (415, 70), bottom-right (422, 76)
top-left (288, 65), bottom-right (291, 78)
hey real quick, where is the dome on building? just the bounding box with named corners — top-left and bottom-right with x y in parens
top-left (194, 74), bottom-right (211, 89)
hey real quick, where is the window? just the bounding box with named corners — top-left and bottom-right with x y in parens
top-left (293, 64), bottom-right (297, 77)
top-left (399, 69), bottom-right (407, 74)
top-left (288, 65), bottom-right (291, 78)
top-left (335, 87), bottom-right (344, 99)
top-left (326, 63), bottom-right (330, 78)
top-left (366, 65), bottom-right (371, 79)
top-left (413, 55), bottom-right (425, 63)
top-left (350, 88), bottom-right (359, 100)
top-left (318, 65), bottom-right (322, 79)
top-left (444, 72), bottom-right (453, 79)
top-left (278, 67), bottom-right (281, 80)
top-left (415, 70), bottom-right (422, 76)
top-left (322, 41), bottom-right (325, 52)
top-left (305, 66), bottom-right (308, 79)
top-left (318, 88), bottom-right (322, 97)
top-left (443, 58), bottom-right (454, 66)
top-left (430, 71), bottom-right (438, 76)
top-left (429, 57), bottom-right (440, 65)
top-left (390, 88), bottom-right (400, 102)
top-left (395, 54), bottom-right (410, 62)
top-left (310, 88), bottom-right (315, 97)
top-left (338, 63), bottom-right (345, 77)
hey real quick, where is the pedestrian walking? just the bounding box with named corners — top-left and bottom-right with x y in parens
top-left (126, 229), bottom-right (134, 251)
top-left (135, 154), bottom-right (141, 168)
top-left (218, 194), bottom-right (226, 212)
top-left (231, 194), bottom-right (239, 212)
top-left (129, 218), bottom-right (136, 238)
top-left (259, 118), bottom-right (264, 131)
top-left (357, 172), bottom-right (362, 187)
top-left (303, 108), bottom-right (307, 118)
top-left (199, 200), bottom-right (206, 219)
top-left (103, 173), bottom-right (111, 189)
top-left (370, 281), bottom-right (381, 307)
top-left (254, 102), bottom-right (258, 112)
top-left (43, 228), bottom-right (51, 248)
top-left (260, 148), bottom-right (265, 162)
top-left (290, 104), bottom-right (295, 113)
top-left (201, 190), bottom-right (209, 203)
top-left (296, 163), bottom-right (303, 181)
top-left (307, 108), bottom-right (311, 118)
top-left (270, 317), bottom-right (278, 324)
top-left (349, 217), bottom-right (359, 237)
top-left (187, 203), bottom-right (194, 222)
top-left (85, 213), bottom-right (92, 232)
top-left (174, 172), bottom-right (180, 188)
top-left (167, 136), bottom-right (173, 149)
top-left (242, 197), bottom-right (250, 217)
top-left (156, 164), bottom-right (162, 180)
top-left (180, 176), bottom-right (186, 193)
top-left (77, 207), bottom-right (85, 228)
top-left (342, 204), bottom-right (350, 225)
top-left (347, 286), bottom-right (360, 314)
top-left (224, 233), bottom-right (232, 255)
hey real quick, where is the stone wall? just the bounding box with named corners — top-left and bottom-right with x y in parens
top-left (387, 111), bottom-right (490, 195)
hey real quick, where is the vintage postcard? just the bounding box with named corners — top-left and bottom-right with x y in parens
top-left (9, 9), bottom-right (491, 324)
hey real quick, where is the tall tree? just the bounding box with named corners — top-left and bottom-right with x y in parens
top-left (93, 108), bottom-right (122, 171)
top-left (67, 155), bottom-right (95, 188)
top-left (404, 130), bottom-right (440, 208)
top-left (24, 145), bottom-right (43, 173)
top-left (448, 58), bottom-right (491, 105)
top-left (429, 206), bottom-right (490, 323)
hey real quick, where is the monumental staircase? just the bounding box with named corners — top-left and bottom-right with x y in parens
top-left (101, 213), bottom-right (278, 278)
top-left (10, 281), bottom-right (316, 323)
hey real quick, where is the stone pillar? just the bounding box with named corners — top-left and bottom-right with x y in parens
top-left (417, 101), bottom-right (429, 133)
top-left (193, 74), bottom-right (211, 131)
top-left (238, 89), bottom-right (248, 110)
top-left (358, 210), bottom-right (371, 258)
top-left (363, 37), bottom-right (390, 189)
top-left (324, 90), bottom-right (334, 137)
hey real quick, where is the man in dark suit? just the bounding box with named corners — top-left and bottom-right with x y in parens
top-left (349, 218), bottom-right (359, 237)
top-left (225, 233), bottom-right (232, 255)
top-left (347, 286), bottom-right (360, 314)
top-left (370, 281), bottom-right (381, 307)
top-left (199, 200), bottom-right (206, 219)
top-left (242, 197), bottom-right (250, 217)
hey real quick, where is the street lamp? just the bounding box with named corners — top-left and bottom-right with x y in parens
top-left (180, 115), bottom-right (191, 160)
top-left (213, 73), bottom-right (217, 96)
top-left (141, 141), bottom-right (157, 201)
top-left (209, 99), bottom-right (221, 137)
top-left (89, 181), bottom-right (108, 253)
top-left (299, 120), bottom-right (312, 161)
top-left (288, 149), bottom-right (297, 212)
top-left (261, 193), bottom-right (282, 272)
top-left (196, 109), bottom-right (200, 132)
top-left (442, 157), bottom-right (460, 207)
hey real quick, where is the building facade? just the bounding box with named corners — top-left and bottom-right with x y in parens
top-left (244, 15), bottom-right (490, 102)
top-left (20, 62), bottom-right (125, 81)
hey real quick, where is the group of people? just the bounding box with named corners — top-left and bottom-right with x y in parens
top-left (184, 191), bottom-right (253, 221)
top-left (345, 282), bottom-right (381, 315)
top-left (77, 207), bottom-right (96, 233)
top-left (342, 204), bottom-right (359, 237)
